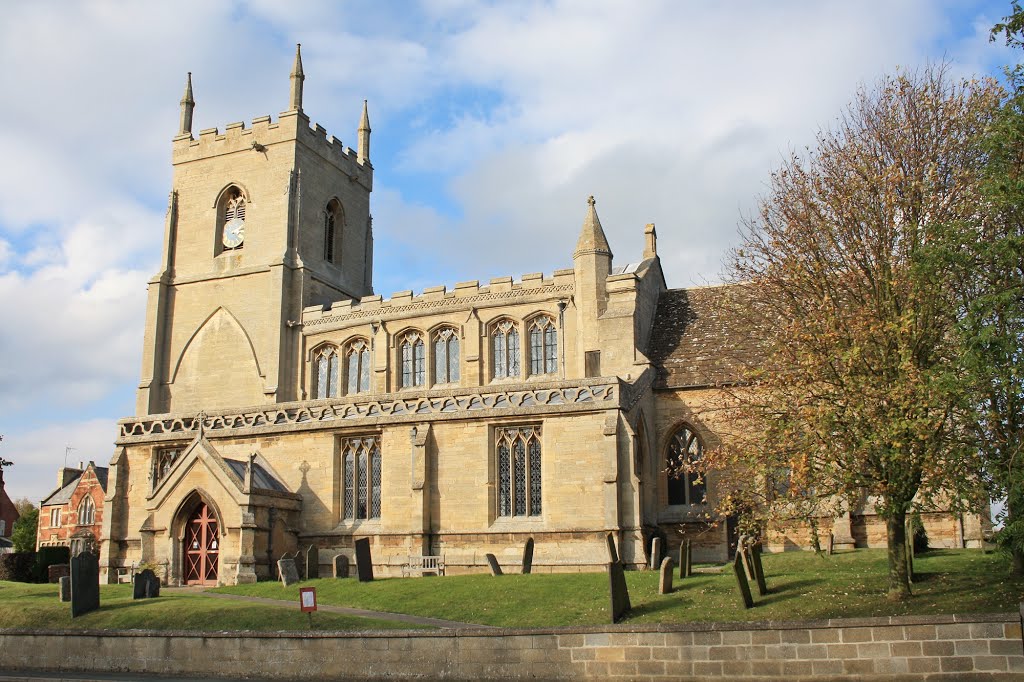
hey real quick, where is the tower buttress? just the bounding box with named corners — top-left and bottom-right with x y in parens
top-left (179, 72), bottom-right (194, 137)
top-left (289, 44), bottom-right (304, 112)
top-left (358, 100), bottom-right (371, 165)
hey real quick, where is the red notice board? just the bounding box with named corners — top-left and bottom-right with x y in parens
top-left (299, 587), bottom-right (317, 613)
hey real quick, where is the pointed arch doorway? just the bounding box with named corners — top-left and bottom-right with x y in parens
top-left (183, 502), bottom-right (219, 585)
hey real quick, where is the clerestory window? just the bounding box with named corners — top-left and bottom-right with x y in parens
top-left (433, 327), bottom-right (460, 385)
top-left (528, 316), bottom-right (558, 376)
top-left (400, 331), bottom-right (425, 388)
top-left (345, 339), bottom-right (371, 394)
top-left (496, 426), bottom-right (542, 518)
top-left (666, 425), bottom-right (706, 506)
top-left (314, 345), bottom-right (340, 399)
top-left (341, 435), bottom-right (381, 521)
top-left (491, 320), bottom-right (520, 380)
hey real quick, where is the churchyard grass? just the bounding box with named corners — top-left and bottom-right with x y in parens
top-left (0, 582), bottom-right (425, 631)
top-left (213, 549), bottom-right (1024, 628)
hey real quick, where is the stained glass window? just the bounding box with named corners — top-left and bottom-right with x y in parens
top-left (495, 426), bottom-right (541, 517)
top-left (152, 447), bottom-right (182, 488)
top-left (401, 332), bottom-right (425, 388)
top-left (529, 316), bottom-right (557, 375)
top-left (346, 340), bottom-right (370, 394)
top-left (433, 327), bottom-right (460, 384)
top-left (314, 346), bottom-right (339, 399)
top-left (492, 320), bottom-right (520, 379)
top-left (667, 425), bottom-right (705, 505)
top-left (341, 436), bottom-right (381, 520)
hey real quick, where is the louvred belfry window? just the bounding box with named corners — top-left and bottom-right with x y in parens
top-left (496, 426), bottom-right (541, 518)
top-left (225, 193), bottom-right (245, 222)
top-left (342, 436), bottom-right (381, 521)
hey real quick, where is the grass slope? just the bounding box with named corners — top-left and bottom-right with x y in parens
top-left (214, 549), bottom-right (1024, 628)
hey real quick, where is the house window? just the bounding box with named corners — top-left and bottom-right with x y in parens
top-left (528, 316), bottom-right (558, 376)
top-left (345, 339), bottom-right (371, 394)
top-left (77, 497), bottom-right (96, 526)
top-left (400, 331), bottom-right (425, 388)
top-left (0, 520), bottom-right (5, 536)
top-left (50, 508), bottom-right (61, 527)
top-left (496, 426), bottom-right (541, 518)
top-left (491, 320), bottom-right (520, 380)
top-left (342, 436), bottom-right (381, 520)
top-left (667, 425), bottom-right (705, 505)
top-left (324, 200), bottom-right (343, 263)
top-left (314, 345), bottom-right (340, 399)
top-left (433, 327), bottom-right (459, 385)
top-left (152, 447), bottom-right (183, 488)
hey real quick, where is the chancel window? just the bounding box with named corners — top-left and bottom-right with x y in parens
top-left (528, 316), bottom-right (558, 376)
top-left (50, 508), bottom-right (61, 528)
top-left (341, 436), bottom-right (381, 520)
top-left (491, 320), bottom-right (520, 380)
top-left (152, 447), bottom-right (183, 488)
top-left (433, 327), bottom-right (459, 385)
top-left (77, 497), bottom-right (96, 526)
top-left (667, 425), bottom-right (705, 506)
top-left (314, 345), bottom-right (340, 399)
top-left (345, 339), bottom-right (371, 394)
top-left (400, 331), bottom-right (425, 388)
top-left (496, 426), bottom-right (541, 518)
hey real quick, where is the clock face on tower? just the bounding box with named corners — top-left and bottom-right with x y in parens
top-left (223, 217), bottom-right (245, 248)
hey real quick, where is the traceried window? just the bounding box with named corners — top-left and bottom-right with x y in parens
top-left (324, 200), bottom-right (343, 264)
top-left (491, 320), bottom-right (520, 380)
top-left (496, 426), bottom-right (542, 518)
top-left (78, 496), bottom-right (96, 525)
top-left (152, 447), bottom-right (183, 488)
top-left (400, 331), bottom-right (426, 388)
top-left (345, 339), bottom-right (371, 394)
top-left (433, 327), bottom-right (460, 385)
top-left (314, 345), bottom-right (340, 399)
top-left (666, 425), bottom-right (706, 506)
top-left (341, 436), bottom-right (381, 520)
top-left (50, 508), bottom-right (61, 528)
top-left (528, 316), bottom-right (558, 376)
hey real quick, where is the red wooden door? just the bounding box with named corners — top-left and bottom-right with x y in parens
top-left (183, 503), bottom-right (219, 585)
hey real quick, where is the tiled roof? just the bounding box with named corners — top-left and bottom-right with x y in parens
top-left (647, 284), bottom-right (762, 389)
top-left (40, 465), bottom-right (109, 507)
top-left (223, 459), bottom-right (290, 493)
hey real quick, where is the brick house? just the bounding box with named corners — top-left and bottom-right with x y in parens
top-left (0, 466), bottom-right (19, 550)
top-left (37, 462), bottom-right (108, 555)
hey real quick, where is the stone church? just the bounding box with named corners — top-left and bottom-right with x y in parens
top-left (99, 47), bottom-right (986, 586)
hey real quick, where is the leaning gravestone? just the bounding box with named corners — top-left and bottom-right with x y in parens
top-left (679, 540), bottom-right (692, 579)
top-left (658, 557), bottom-right (674, 595)
top-left (608, 561), bottom-right (631, 623)
top-left (485, 553), bottom-right (503, 576)
top-left (354, 538), bottom-right (374, 582)
top-left (277, 557), bottom-right (300, 587)
top-left (306, 544), bottom-right (320, 580)
top-left (291, 550), bottom-right (306, 580)
top-left (750, 543), bottom-right (768, 596)
top-left (132, 569), bottom-right (161, 600)
top-left (741, 538), bottom-right (756, 581)
top-left (333, 554), bottom-right (349, 578)
top-left (522, 537), bottom-right (535, 575)
top-left (650, 537), bottom-right (662, 570)
top-left (70, 551), bottom-right (100, 618)
top-left (58, 576), bottom-right (71, 602)
top-left (605, 533), bottom-right (620, 564)
top-left (732, 551), bottom-right (754, 609)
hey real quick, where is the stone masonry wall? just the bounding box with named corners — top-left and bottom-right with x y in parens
top-left (1, 612), bottom-right (1019, 680)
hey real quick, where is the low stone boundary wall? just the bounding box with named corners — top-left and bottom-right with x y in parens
top-left (0, 612), bottom-right (1020, 680)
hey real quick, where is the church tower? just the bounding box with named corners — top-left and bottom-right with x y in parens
top-left (136, 46), bottom-right (374, 414)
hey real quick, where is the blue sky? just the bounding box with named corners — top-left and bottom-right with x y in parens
top-left (0, 0), bottom-right (1015, 504)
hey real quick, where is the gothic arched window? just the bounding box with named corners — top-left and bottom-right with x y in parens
top-left (345, 339), bottom-right (371, 394)
top-left (77, 496), bottom-right (96, 526)
top-left (324, 199), bottom-right (343, 264)
top-left (218, 186), bottom-right (246, 253)
top-left (528, 315), bottom-right (558, 376)
top-left (666, 424), bottom-right (706, 506)
top-left (314, 345), bottom-right (340, 399)
top-left (342, 435), bottom-right (381, 520)
top-left (400, 331), bottom-right (425, 388)
top-left (496, 426), bottom-right (542, 518)
top-left (491, 319), bottom-right (520, 380)
top-left (433, 327), bottom-right (459, 385)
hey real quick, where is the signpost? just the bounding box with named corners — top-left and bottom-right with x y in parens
top-left (299, 586), bottom-right (317, 629)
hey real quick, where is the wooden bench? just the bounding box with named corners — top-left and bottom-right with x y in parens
top-left (402, 555), bottom-right (445, 577)
top-left (115, 562), bottom-right (137, 584)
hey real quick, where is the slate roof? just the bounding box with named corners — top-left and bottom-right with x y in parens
top-left (223, 459), bottom-right (290, 493)
top-left (40, 466), bottom-right (109, 507)
top-left (647, 284), bottom-right (763, 389)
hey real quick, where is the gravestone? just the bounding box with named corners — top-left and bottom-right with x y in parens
top-left (679, 540), bottom-right (692, 579)
top-left (485, 553), bottom-right (503, 576)
top-left (605, 533), bottom-right (619, 564)
top-left (732, 551), bottom-right (754, 609)
top-left (306, 545), bottom-right (320, 580)
top-left (354, 538), bottom-right (374, 582)
top-left (741, 538), bottom-right (756, 580)
top-left (750, 543), bottom-right (767, 596)
top-left (607, 561), bottom-right (631, 623)
top-left (658, 557), bottom-right (674, 595)
top-left (521, 537), bottom-right (534, 575)
top-left (69, 551), bottom-right (99, 618)
top-left (132, 569), bottom-right (161, 600)
top-left (650, 537), bottom-right (662, 570)
top-left (58, 576), bottom-right (71, 602)
top-left (292, 550), bottom-right (306, 580)
top-left (826, 531), bottom-right (835, 556)
top-left (277, 557), bottom-right (300, 587)
top-left (333, 554), bottom-right (349, 578)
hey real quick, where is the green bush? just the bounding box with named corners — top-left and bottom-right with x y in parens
top-left (0, 553), bottom-right (37, 582)
top-left (36, 546), bottom-right (70, 582)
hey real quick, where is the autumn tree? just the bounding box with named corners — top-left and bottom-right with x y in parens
top-left (706, 66), bottom-right (1002, 599)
